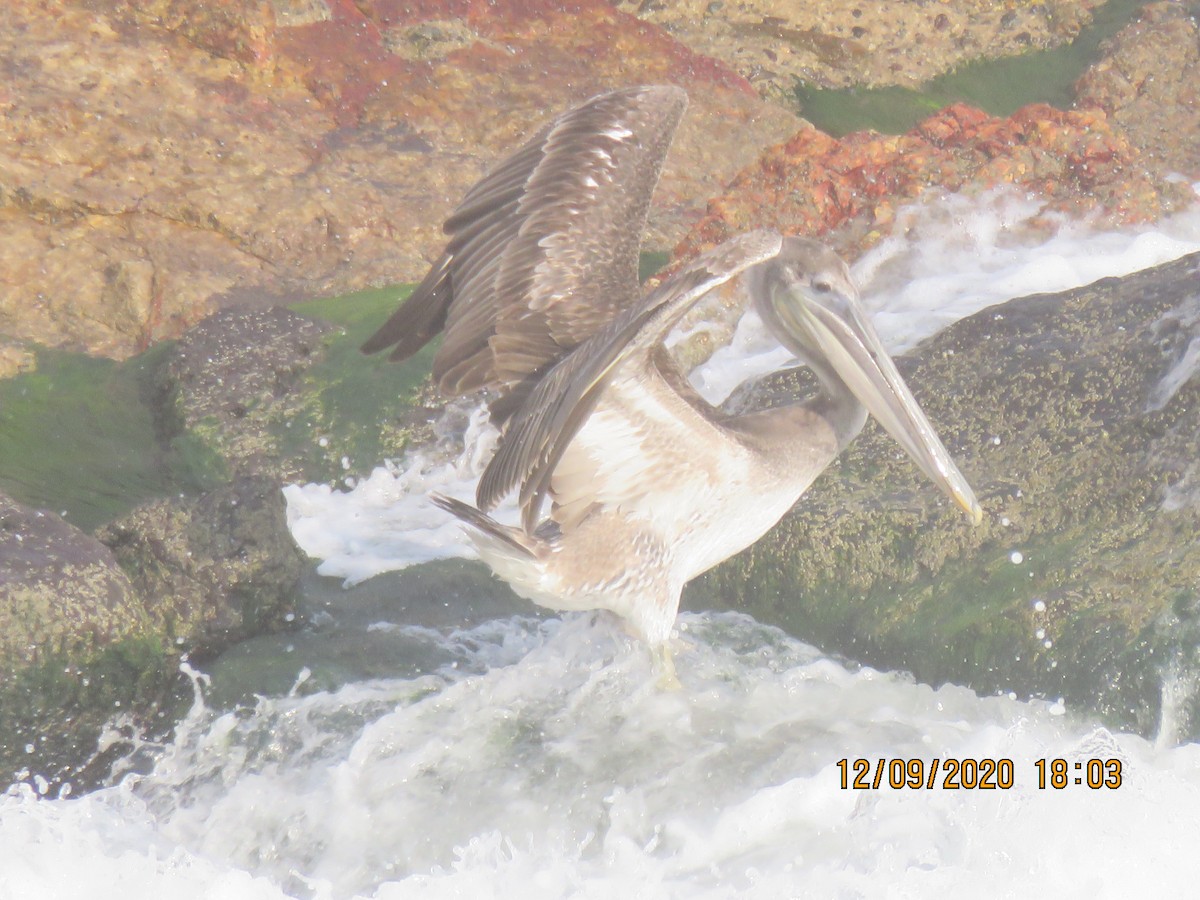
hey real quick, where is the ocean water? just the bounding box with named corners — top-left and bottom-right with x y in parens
top-left (5, 613), bottom-right (1200, 899)
top-left (5, 188), bottom-right (1200, 898)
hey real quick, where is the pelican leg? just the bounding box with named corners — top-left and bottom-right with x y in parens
top-left (654, 641), bottom-right (682, 691)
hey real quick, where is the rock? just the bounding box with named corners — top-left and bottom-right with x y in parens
top-left (96, 476), bottom-right (309, 651)
top-left (158, 307), bottom-right (334, 482)
top-left (270, 0), bottom-right (332, 28)
top-left (276, 0), bottom-right (802, 252)
top-left (0, 494), bottom-right (147, 675)
top-left (676, 102), bottom-right (1191, 266)
top-left (689, 250), bottom-right (1200, 738)
top-left (613, 0), bottom-right (1102, 96)
top-left (0, 473), bottom-right (309, 788)
top-left (0, 492), bottom-right (171, 793)
top-left (663, 99), bottom-right (1194, 366)
top-left (156, 302), bottom-right (437, 484)
top-left (0, 0), bottom-right (798, 360)
top-left (1075, 1), bottom-right (1200, 182)
top-left (0, 430), bottom-right (316, 788)
top-left (92, 0), bottom-right (278, 67)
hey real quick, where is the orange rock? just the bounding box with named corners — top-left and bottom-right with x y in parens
top-left (675, 99), bottom-right (1189, 264)
top-left (1, 0), bottom-right (798, 359)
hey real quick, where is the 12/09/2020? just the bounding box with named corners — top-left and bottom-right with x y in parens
top-left (836, 757), bottom-right (1123, 790)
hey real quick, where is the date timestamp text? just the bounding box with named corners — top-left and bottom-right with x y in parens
top-left (836, 757), bottom-right (1123, 790)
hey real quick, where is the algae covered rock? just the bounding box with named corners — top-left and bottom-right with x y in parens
top-left (0, 474), bottom-right (310, 789)
top-left (0, 493), bottom-right (147, 674)
top-left (0, 492), bottom-right (172, 791)
top-left (158, 306), bottom-right (334, 482)
top-left (690, 250), bottom-right (1200, 738)
top-left (156, 298), bottom-right (439, 487)
top-left (96, 475), bottom-right (309, 650)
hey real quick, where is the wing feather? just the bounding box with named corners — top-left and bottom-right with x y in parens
top-left (548, 368), bottom-right (745, 533)
top-left (361, 85), bottom-right (689, 403)
top-left (359, 254), bottom-right (453, 360)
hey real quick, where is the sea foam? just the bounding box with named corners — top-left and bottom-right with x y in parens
top-left (4, 613), bottom-right (1200, 899)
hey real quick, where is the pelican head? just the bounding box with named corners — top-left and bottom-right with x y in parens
top-left (749, 236), bottom-right (983, 524)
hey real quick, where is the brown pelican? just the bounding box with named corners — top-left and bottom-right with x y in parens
top-left (362, 85), bottom-right (982, 652)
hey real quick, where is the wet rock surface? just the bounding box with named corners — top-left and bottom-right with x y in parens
top-left (690, 250), bottom-right (1200, 737)
top-left (160, 307), bottom-right (334, 481)
top-left (1075, 1), bottom-right (1200, 181)
top-left (0, 473), bottom-right (308, 789)
top-left (95, 475), bottom-right (308, 651)
top-left (156, 300), bottom-right (439, 485)
top-left (0, 494), bottom-right (146, 674)
top-left (0, 0), bottom-right (798, 359)
top-left (0, 493), bottom-right (163, 791)
top-left (0, 305), bottom-right (360, 787)
top-left (614, 0), bottom-right (1103, 96)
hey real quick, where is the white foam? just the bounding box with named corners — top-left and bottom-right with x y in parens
top-left (5, 613), bottom-right (1200, 898)
top-left (692, 188), bottom-right (1200, 403)
top-left (859, 189), bottom-right (1200, 353)
top-left (284, 405), bottom-right (520, 584)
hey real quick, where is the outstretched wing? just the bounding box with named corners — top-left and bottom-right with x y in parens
top-left (476, 230), bottom-right (785, 531)
top-left (361, 85), bottom-right (688, 399)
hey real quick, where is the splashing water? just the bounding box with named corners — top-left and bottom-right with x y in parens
top-left (6, 612), bottom-right (1200, 899)
top-left (284, 404), bottom-right (516, 586)
top-left (692, 188), bottom-right (1200, 402)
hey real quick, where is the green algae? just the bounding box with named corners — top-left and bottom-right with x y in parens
top-left (794, 0), bottom-right (1147, 137)
top-left (0, 634), bottom-right (181, 790)
top-left (0, 344), bottom-right (224, 531)
top-left (0, 285), bottom-right (432, 530)
top-left (280, 284), bottom-right (436, 482)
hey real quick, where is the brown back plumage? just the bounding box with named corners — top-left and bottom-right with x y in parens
top-left (361, 85), bottom-right (688, 405)
top-left (475, 231), bottom-right (784, 529)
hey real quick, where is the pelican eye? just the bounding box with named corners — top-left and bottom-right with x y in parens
top-left (812, 279), bottom-right (833, 294)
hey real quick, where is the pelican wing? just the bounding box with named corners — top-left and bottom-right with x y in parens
top-left (361, 85), bottom-right (688, 397)
top-left (477, 231), bottom-right (784, 530)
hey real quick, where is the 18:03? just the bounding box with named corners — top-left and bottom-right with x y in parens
top-left (1036, 758), bottom-right (1123, 789)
